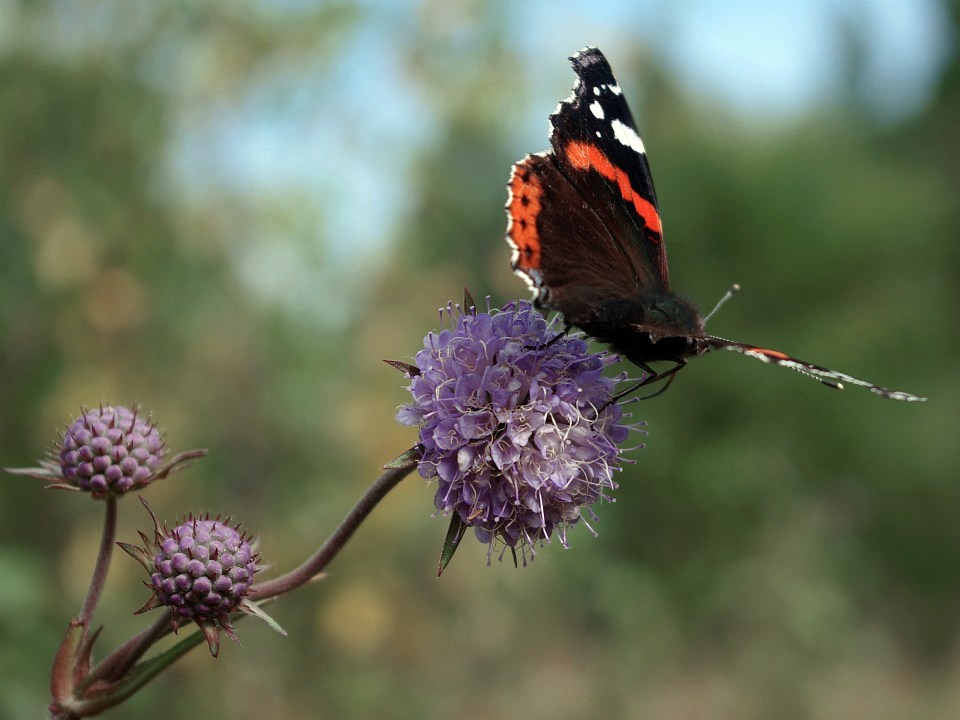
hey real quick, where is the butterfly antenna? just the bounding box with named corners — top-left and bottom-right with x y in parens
top-left (704, 283), bottom-right (741, 325)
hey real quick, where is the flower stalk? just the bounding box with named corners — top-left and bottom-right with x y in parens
top-left (249, 459), bottom-right (419, 601)
top-left (80, 497), bottom-right (118, 628)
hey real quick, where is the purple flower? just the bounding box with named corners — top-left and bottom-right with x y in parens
top-left (396, 300), bottom-right (642, 562)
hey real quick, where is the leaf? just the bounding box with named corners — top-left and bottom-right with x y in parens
top-left (437, 514), bottom-right (468, 577)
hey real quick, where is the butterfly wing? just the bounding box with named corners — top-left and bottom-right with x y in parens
top-left (506, 47), bottom-right (671, 328)
top-left (507, 152), bottom-right (651, 327)
top-left (549, 47), bottom-right (669, 293)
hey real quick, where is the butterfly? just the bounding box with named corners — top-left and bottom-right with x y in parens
top-left (505, 47), bottom-right (925, 402)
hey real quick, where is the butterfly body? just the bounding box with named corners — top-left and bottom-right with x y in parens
top-left (505, 47), bottom-right (925, 402)
top-left (577, 293), bottom-right (706, 366)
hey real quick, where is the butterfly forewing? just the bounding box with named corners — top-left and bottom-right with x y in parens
top-left (549, 47), bottom-right (669, 292)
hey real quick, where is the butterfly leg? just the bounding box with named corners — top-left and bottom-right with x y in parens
top-left (527, 322), bottom-right (572, 351)
top-left (601, 360), bottom-right (687, 409)
top-left (631, 369), bottom-right (681, 401)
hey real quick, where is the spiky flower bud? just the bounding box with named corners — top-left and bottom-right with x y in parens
top-left (150, 516), bottom-right (257, 623)
top-left (5, 405), bottom-right (206, 498)
top-left (59, 406), bottom-right (164, 497)
top-left (120, 500), bottom-right (284, 657)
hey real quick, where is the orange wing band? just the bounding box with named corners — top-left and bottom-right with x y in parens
top-left (563, 140), bottom-right (662, 237)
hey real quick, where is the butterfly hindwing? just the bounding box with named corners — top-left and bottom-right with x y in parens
top-left (507, 153), bottom-right (646, 327)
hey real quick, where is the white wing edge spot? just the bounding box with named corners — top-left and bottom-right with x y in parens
top-left (610, 118), bottom-right (645, 155)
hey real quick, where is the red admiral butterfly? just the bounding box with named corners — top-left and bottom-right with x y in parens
top-left (506, 47), bottom-right (925, 402)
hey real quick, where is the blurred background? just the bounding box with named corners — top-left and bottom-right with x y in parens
top-left (0, 1), bottom-right (957, 718)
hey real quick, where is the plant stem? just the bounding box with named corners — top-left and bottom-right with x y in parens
top-left (80, 497), bottom-right (118, 629)
top-left (249, 464), bottom-right (416, 601)
top-left (81, 611), bottom-right (172, 690)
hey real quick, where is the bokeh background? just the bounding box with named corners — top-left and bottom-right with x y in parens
top-left (1, 1), bottom-right (957, 718)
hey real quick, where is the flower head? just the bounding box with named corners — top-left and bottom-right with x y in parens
top-left (120, 500), bottom-right (283, 656)
top-left (5, 405), bottom-right (206, 498)
top-left (396, 300), bottom-right (640, 562)
top-left (59, 406), bottom-right (164, 496)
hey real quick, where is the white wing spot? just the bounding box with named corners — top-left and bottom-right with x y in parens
top-left (610, 118), bottom-right (645, 154)
top-left (593, 86), bottom-right (601, 96)
top-left (589, 101), bottom-right (604, 119)
top-left (607, 83), bottom-right (622, 95)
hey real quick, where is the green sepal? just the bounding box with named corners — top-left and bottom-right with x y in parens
top-left (117, 542), bottom-right (153, 572)
top-left (382, 445), bottom-right (422, 470)
top-left (437, 513), bottom-right (467, 577)
top-left (200, 621), bottom-right (221, 657)
top-left (150, 448), bottom-right (208, 481)
top-left (239, 599), bottom-right (287, 636)
top-left (383, 359), bottom-right (420, 376)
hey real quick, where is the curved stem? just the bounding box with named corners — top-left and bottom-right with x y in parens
top-left (249, 464), bottom-right (416, 601)
top-left (81, 497), bottom-right (118, 628)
